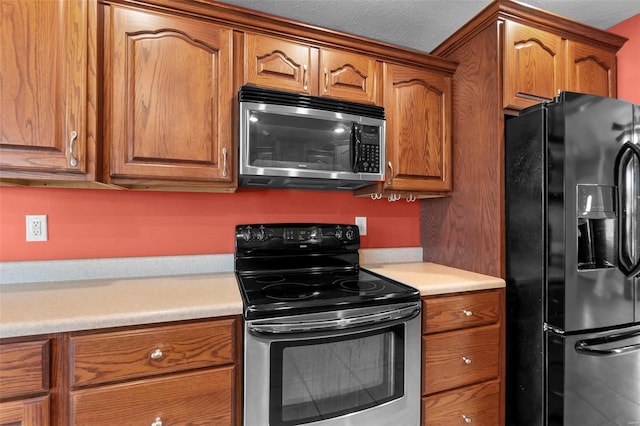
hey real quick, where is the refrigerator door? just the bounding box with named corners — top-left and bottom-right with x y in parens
top-left (546, 325), bottom-right (640, 426)
top-left (548, 93), bottom-right (636, 331)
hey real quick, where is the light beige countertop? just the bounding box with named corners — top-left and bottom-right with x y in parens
top-left (0, 262), bottom-right (503, 339)
top-left (0, 273), bottom-right (242, 339)
top-left (365, 262), bottom-right (505, 295)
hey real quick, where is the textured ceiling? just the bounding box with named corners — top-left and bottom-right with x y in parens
top-left (219, 0), bottom-right (640, 53)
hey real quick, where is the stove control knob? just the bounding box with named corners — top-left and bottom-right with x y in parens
top-left (345, 226), bottom-right (355, 241)
top-left (334, 226), bottom-right (343, 240)
top-left (243, 226), bottom-right (252, 241)
top-left (256, 226), bottom-right (267, 241)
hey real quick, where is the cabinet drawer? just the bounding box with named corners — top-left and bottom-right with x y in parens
top-left (70, 319), bottom-right (235, 387)
top-left (0, 340), bottom-right (49, 399)
top-left (422, 380), bottom-right (500, 425)
top-left (423, 290), bottom-right (500, 334)
top-left (423, 324), bottom-right (499, 394)
top-left (71, 366), bottom-right (234, 425)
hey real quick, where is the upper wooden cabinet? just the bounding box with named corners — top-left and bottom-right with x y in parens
top-left (0, 0), bottom-right (97, 184)
top-left (103, 4), bottom-right (235, 189)
top-left (243, 33), bottom-right (381, 105)
top-left (503, 20), bottom-right (565, 110)
top-left (355, 63), bottom-right (453, 199)
top-left (566, 40), bottom-right (616, 97)
top-left (382, 63), bottom-right (452, 193)
top-left (503, 18), bottom-right (620, 111)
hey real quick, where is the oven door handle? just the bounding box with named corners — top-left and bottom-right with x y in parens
top-left (247, 303), bottom-right (420, 334)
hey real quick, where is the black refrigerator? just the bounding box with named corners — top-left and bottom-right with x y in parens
top-left (505, 92), bottom-right (640, 426)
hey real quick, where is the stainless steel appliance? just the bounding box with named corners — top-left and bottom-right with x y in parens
top-left (234, 223), bottom-right (421, 426)
top-left (238, 85), bottom-right (385, 190)
top-left (505, 92), bottom-right (640, 425)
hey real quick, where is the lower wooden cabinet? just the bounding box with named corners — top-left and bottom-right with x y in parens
top-left (0, 339), bottom-right (50, 426)
top-left (70, 367), bottom-right (234, 425)
top-left (1, 317), bottom-right (240, 425)
top-left (67, 317), bottom-right (240, 426)
top-left (422, 380), bottom-right (500, 425)
top-left (0, 396), bottom-right (50, 426)
top-left (421, 289), bottom-right (504, 425)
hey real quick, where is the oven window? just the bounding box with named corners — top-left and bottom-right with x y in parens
top-left (269, 324), bottom-right (404, 425)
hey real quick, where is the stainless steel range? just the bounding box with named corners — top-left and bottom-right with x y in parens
top-left (234, 223), bottom-right (421, 426)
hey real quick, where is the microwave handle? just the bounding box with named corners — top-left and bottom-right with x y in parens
top-left (352, 123), bottom-right (362, 172)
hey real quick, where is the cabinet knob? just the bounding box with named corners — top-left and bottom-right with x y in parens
top-left (150, 348), bottom-right (164, 360)
top-left (462, 415), bottom-right (472, 423)
top-left (463, 309), bottom-right (473, 317)
top-left (151, 417), bottom-right (163, 426)
top-left (69, 130), bottom-right (78, 167)
top-left (462, 356), bottom-right (472, 365)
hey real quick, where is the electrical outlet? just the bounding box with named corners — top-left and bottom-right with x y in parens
top-left (26, 215), bottom-right (48, 242)
top-left (355, 216), bottom-right (367, 236)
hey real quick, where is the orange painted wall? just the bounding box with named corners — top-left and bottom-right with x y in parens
top-left (0, 186), bottom-right (419, 261)
top-left (609, 14), bottom-right (640, 104)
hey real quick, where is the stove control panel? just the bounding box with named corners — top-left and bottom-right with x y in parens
top-left (235, 223), bottom-right (359, 249)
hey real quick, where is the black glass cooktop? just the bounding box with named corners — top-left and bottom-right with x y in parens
top-left (236, 268), bottom-right (419, 320)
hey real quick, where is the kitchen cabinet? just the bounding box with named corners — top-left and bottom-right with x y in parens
top-left (102, 4), bottom-right (235, 190)
top-left (67, 318), bottom-right (239, 425)
top-left (425, 0), bottom-right (626, 278)
top-left (0, 339), bottom-right (51, 425)
top-left (243, 33), bottom-right (381, 105)
top-left (0, 0), bottom-right (98, 185)
top-left (354, 62), bottom-right (453, 199)
top-left (421, 289), bottom-right (504, 425)
top-left (504, 20), bottom-right (617, 110)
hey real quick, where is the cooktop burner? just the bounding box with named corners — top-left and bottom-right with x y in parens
top-left (263, 283), bottom-right (319, 300)
top-left (234, 223), bottom-right (420, 320)
top-left (338, 279), bottom-right (385, 294)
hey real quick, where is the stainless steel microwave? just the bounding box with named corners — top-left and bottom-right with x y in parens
top-left (238, 85), bottom-right (386, 191)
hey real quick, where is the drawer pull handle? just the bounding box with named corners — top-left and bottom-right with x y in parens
top-left (462, 415), bottom-right (472, 423)
top-left (462, 356), bottom-right (472, 365)
top-left (463, 309), bottom-right (473, 317)
top-left (150, 349), bottom-right (164, 360)
top-left (151, 417), bottom-right (163, 426)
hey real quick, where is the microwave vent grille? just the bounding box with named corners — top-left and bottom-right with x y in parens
top-left (239, 85), bottom-right (385, 120)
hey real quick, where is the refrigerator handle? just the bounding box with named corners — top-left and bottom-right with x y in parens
top-left (614, 141), bottom-right (640, 278)
top-left (575, 328), bottom-right (640, 356)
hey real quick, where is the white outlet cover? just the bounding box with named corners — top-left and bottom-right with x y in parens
top-left (26, 215), bottom-right (48, 242)
top-left (355, 216), bottom-right (367, 236)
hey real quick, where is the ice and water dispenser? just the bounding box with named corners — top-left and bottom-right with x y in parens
top-left (577, 184), bottom-right (617, 270)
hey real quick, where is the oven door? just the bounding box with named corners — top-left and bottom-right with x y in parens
top-left (243, 302), bottom-right (421, 426)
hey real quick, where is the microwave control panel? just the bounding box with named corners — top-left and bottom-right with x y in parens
top-left (356, 125), bottom-right (381, 174)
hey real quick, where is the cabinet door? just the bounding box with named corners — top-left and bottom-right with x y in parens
top-left (244, 33), bottom-right (317, 95)
top-left (566, 41), bottom-right (616, 98)
top-left (105, 6), bottom-right (233, 185)
top-left (383, 63), bottom-right (452, 192)
top-left (0, 396), bottom-right (49, 426)
top-left (320, 48), bottom-right (380, 104)
top-left (504, 20), bottom-right (564, 110)
top-left (0, 0), bottom-right (96, 180)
